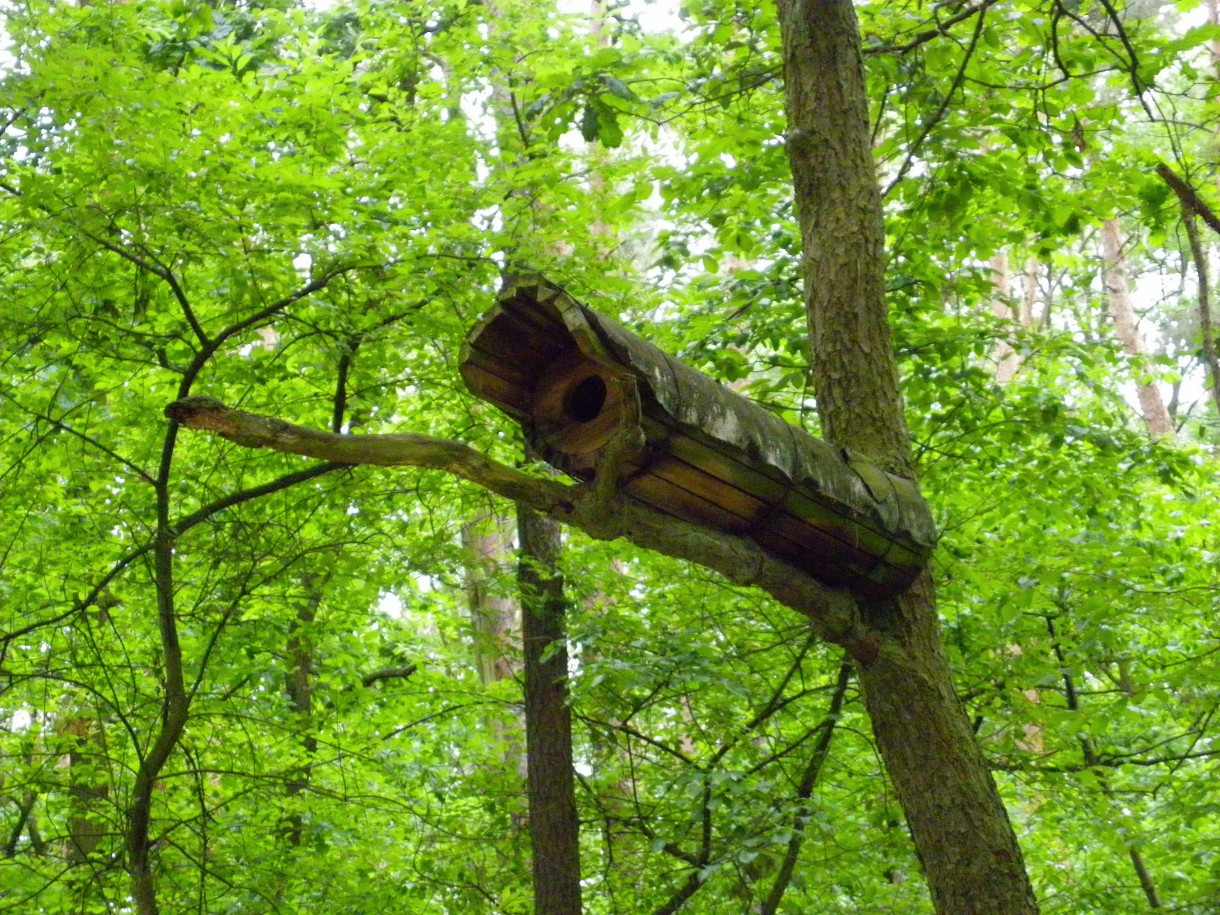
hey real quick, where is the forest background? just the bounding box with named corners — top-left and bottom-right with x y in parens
top-left (0, 0), bottom-right (1218, 913)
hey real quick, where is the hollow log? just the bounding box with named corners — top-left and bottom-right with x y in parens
top-left (460, 276), bottom-right (935, 598)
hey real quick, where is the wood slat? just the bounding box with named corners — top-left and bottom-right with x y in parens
top-left (459, 362), bottom-right (533, 417)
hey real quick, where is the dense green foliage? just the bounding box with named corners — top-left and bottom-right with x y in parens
top-left (0, 0), bottom-right (1217, 912)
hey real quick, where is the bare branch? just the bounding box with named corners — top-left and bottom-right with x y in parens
top-left (1156, 163), bottom-right (1220, 237)
top-left (164, 396), bottom-right (573, 512)
top-left (165, 397), bottom-right (862, 641)
top-left (865, 0), bottom-right (1001, 56)
top-left (882, 3), bottom-right (988, 199)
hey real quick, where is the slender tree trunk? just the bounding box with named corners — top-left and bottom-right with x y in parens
top-left (483, 4), bottom-right (585, 904)
top-left (127, 477), bottom-right (189, 915)
top-left (1100, 218), bottom-right (1175, 438)
top-left (282, 580), bottom-right (322, 848)
top-left (774, 1), bottom-right (1039, 912)
top-left (463, 513), bottom-right (521, 689)
top-left (1181, 211), bottom-right (1220, 415)
top-left (990, 250), bottom-right (1022, 383)
top-left (518, 508), bottom-right (583, 915)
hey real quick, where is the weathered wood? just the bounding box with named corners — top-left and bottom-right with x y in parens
top-left (459, 276), bottom-right (936, 598)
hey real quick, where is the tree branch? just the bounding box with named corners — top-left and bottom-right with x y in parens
top-left (1156, 163), bottom-right (1220, 236)
top-left (165, 398), bottom-right (862, 642)
top-left (865, 0), bottom-right (1001, 56)
top-left (80, 224), bottom-right (208, 346)
top-left (882, 2), bottom-right (988, 199)
top-left (165, 396), bottom-right (573, 512)
top-left (760, 655), bottom-right (852, 915)
top-left (361, 665), bottom-right (419, 687)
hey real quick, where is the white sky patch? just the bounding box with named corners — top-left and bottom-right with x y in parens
top-left (377, 590), bottom-right (404, 618)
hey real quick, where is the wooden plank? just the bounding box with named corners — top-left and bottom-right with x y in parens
top-left (663, 429), bottom-right (790, 507)
top-left (646, 455), bottom-right (769, 529)
top-left (476, 310), bottom-right (572, 369)
top-left (767, 509), bottom-right (875, 575)
top-left (628, 457), bottom-right (817, 563)
top-left (461, 347), bottom-right (536, 394)
top-left (625, 472), bottom-right (756, 535)
top-left (504, 292), bottom-right (568, 336)
top-left (459, 361), bottom-right (534, 417)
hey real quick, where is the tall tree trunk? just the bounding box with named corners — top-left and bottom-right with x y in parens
top-left (463, 513), bottom-right (522, 689)
top-left (518, 508), bottom-right (583, 915)
top-left (990, 250), bottom-right (1022, 383)
top-left (483, 3), bottom-right (585, 904)
top-left (1100, 218), bottom-right (1175, 438)
top-left (282, 579), bottom-right (322, 848)
top-left (774, 1), bottom-right (1039, 912)
top-left (1180, 211), bottom-right (1220, 416)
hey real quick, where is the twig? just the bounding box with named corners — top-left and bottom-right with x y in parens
top-left (882, 4), bottom-right (988, 199)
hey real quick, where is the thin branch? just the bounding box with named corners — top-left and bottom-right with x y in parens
top-left (2, 463), bottom-right (344, 674)
top-left (172, 463), bottom-right (346, 537)
top-left (865, 0), bottom-right (1001, 56)
top-left (33, 408), bottom-right (154, 485)
top-left (333, 342), bottom-right (354, 434)
top-left (650, 779), bottom-right (714, 915)
top-left (882, 4), bottom-right (988, 199)
top-left (1182, 210), bottom-right (1220, 413)
top-left (760, 656), bottom-right (852, 915)
top-left (80, 225), bottom-right (208, 346)
top-left (1096, 0), bottom-right (1148, 92)
top-left (361, 665), bottom-right (418, 687)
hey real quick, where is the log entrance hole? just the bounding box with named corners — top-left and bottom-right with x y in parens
top-left (563, 374), bottom-right (607, 424)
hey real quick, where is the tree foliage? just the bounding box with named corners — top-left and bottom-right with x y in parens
top-left (1, 0), bottom-right (1218, 912)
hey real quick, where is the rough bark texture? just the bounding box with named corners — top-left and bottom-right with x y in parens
top-left (1101, 218), bottom-right (1175, 438)
top-left (774, 1), bottom-right (1040, 912)
top-left (776, 0), bottom-right (911, 478)
top-left (518, 509), bottom-right (583, 915)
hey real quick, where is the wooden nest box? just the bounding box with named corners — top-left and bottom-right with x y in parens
top-left (460, 277), bottom-right (935, 598)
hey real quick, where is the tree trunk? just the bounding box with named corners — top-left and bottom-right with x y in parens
top-left (774, 1), bottom-right (1039, 912)
top-left (1180, 211), bottom-right (1220, 417)
top-left (990, 251), bottom-right (1022, 384)
top-left (463, 513), bottom-right (522, 689)
top-left (282, 579), bottom-right (322, 848)
top-left (518, 508), bottom-right (583, 915)
top-left (1100, 218), bottom-right (1175, 438)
